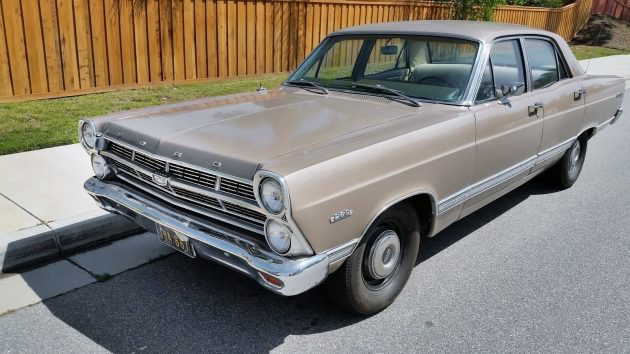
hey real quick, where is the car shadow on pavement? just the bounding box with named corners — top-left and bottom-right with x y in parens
top-left (34, 175), bottom-right (558, 353)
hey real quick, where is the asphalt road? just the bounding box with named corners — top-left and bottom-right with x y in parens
top-left (1, 91), bottom-right (629, 353)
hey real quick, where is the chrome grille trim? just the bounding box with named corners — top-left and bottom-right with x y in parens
top-left (101, 139), bottom-right (267, 229)
top-left (116, 173), bottom-right (264, 234)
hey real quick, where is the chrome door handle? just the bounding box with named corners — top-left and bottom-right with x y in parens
top-left (528, 102), bottom-right (543, 116)
top-left (574, 89), bottom-right (586, 100)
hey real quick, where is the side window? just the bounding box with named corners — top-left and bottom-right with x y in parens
top-left (476, 60), bottom-right (495, 102)
top-left (489, 39), bottom-right (526, 95)
top-left (525, 39), bottom-right (558, 90)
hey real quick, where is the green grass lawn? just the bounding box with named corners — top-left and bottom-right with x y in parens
top-left (0, 73), bottom-right (287, 155)
top-left (570, 45), bottom-right (630, 61)
top-left (1, 44), bottom-right (628, 156)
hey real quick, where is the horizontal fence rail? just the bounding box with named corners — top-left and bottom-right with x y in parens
top-left (0, 0), bottom-right (593, 101)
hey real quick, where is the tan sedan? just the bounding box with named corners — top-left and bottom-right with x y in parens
top-left (80, 21), bottom-right (625, 314)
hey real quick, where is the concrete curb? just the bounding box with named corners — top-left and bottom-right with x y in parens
top-left (1, 211), bottom-right (140, 273)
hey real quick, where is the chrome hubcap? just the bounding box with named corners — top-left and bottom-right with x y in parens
top-left (569, 140), bottom-right (581, 172)
top-left (366, 230), bottom-right (401, 279)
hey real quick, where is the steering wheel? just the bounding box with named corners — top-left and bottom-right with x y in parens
top-left (417, 76), bottom-right (452, 87)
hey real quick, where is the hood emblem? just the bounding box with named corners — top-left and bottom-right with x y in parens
top-left (139, 141), bottom-right (147, 146)
top-left (212, 161), bottom-right (222, 168)
top-left (173, 152), bottom-right (183, 159)
top-left (152, 173), bottom-right (169, 187)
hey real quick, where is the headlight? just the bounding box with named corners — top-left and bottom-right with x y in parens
top-left (91, 154), bottom-right (112, 179)
top-left (79, 120), bottom-right (97, 150)
top-left (260, 178), bottom-right (284, 214)
top-left (265, 220), bottom-right (292, 254)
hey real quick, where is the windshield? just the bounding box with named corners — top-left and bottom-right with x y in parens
top-left (288, 35), bottom-right (480, 103)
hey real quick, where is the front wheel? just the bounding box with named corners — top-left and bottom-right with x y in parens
top-left (549, 137), bottom-right (587, 189)
top-left (325, 203), bottom-right (420, 315)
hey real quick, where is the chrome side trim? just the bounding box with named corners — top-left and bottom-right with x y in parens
top-left (438, 156), bottom-right (537, 214)
top-left (437, 137), bottom-right (577, 215)
top-left (533, 137), bottom-right (575, 166)
top-left (596, 115), bottom-right (616, 133)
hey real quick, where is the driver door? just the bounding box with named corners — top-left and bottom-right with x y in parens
top-left (462, 38), bottom-right (544, 214)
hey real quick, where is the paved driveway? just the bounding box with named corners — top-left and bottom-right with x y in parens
top-left (1, 91), bottom-right (629, 353)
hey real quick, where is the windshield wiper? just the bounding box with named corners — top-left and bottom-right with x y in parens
top-left (351, 83), bottom-right (421, 107)
top-left (286, 79), bottom-right (329, 94)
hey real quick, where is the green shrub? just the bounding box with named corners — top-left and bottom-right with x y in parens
top-left (505, 0), bottom-right (565, 7)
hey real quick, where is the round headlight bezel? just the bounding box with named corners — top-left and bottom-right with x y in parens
top-left (259, 177), bottom-right (285, 215)
top-left (91, 154), bottom-right (112, 179)
top-left (79, 120), bottom-right (97, 150)
top-left (265, 219), bottom-right (292, 254)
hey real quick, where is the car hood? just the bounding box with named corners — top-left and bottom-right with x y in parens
top-left (99, 88), bottom-right (416, 179)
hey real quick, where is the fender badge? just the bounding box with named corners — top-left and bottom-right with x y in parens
top-left (330, 209), bottom-right (353, 224)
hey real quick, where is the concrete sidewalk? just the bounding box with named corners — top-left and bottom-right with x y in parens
top-left (0, 145), bottom-right (139, 272)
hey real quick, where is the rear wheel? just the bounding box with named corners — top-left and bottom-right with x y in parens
top-left (549, 137), bottom-right (587, 189)
top-left (325, 203), bottom-right (420, 315)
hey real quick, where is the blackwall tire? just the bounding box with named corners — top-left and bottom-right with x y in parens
top-left (325, 203), bottom-right (420, 315)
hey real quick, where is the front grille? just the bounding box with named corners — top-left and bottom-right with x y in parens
top-left (224, 202), bottom-right (267, 222)
top-left (134, 151), bottom-right (167, 171)
top-left (219, 178), bottom-right (256, 200)
top-left (171, 186), bottom-right (222, 208)
top-left (105, 140), bottom-right (265, 229)
top-left (169, 163), bottom-right (217, 189)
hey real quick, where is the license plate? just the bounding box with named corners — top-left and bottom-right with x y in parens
top-left (155, 223), bottom-right (196, 258)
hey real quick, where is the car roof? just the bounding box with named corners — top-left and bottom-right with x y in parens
top-left (331, 20), bottom-right (556, 43)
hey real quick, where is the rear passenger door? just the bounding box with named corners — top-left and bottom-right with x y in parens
top-left (464, 38), bottom-right (544, 213)
top-left (523, 37), bottom-right (585, 172)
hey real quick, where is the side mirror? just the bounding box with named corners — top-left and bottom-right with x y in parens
top-left (380, 45), bottom-right (399, 56)
top-left (496, 82), bottom-right (524, 102)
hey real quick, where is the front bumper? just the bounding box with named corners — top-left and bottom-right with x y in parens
top-left (84, 177), bottom-right (356, 296)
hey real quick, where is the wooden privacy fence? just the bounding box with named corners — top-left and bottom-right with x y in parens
top-left (592, 0), bottom-right (629, 21)
top-left (0, 0), bottom-right (593, 101)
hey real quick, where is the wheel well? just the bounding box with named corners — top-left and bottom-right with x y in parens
top-left (397, 193), bottom-right (434, 237)
top-left (580, 127), bottom-right (596, 141)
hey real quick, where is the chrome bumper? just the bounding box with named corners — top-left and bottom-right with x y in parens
top-left (84, 177), bottom-right (356, 296)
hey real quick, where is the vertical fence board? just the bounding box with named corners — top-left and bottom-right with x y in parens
top-left (2, 0), bottom-right (30, 95)
top-left (236, 0), bottom-right (245, 75)
top-left (207, 0), bottom-right (218, 77)
top-left (0, 3), bottom-right (13, 96)
top-left (119, 0), bottom-right (136, 84)
top-left (89, 0), bottom-right (110, 86)
top-left (133, 0), bottom-right (149, 83)
top-left (256, 0), bottom-right (265, 74)
top-left (104, 0), bottom-right (123, 85)
top-left (264, 1), bottom-right (273, 72)
top-left (183, 0), bottom-right (196, 79)
top-left (22, 0), bottom-right (48, 93)
top-left (217, 0), bottom-right (227, 76)
top-left (159, 0), bottom-right (174, 81)
top-left (195, 0), bottom-right (207, 78)
top-left (147, 0), bottom-right (162, 81)
top-left (227, 0), bottom-right (236, 76)
top-left (246, 0), bottom-right (255, 74)
top-left (171, 0), bottom-right (184, 80)
top-left (74, 0), bottom-right (94, 88)
top-left (39, 0), bottom-right (64, 92)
